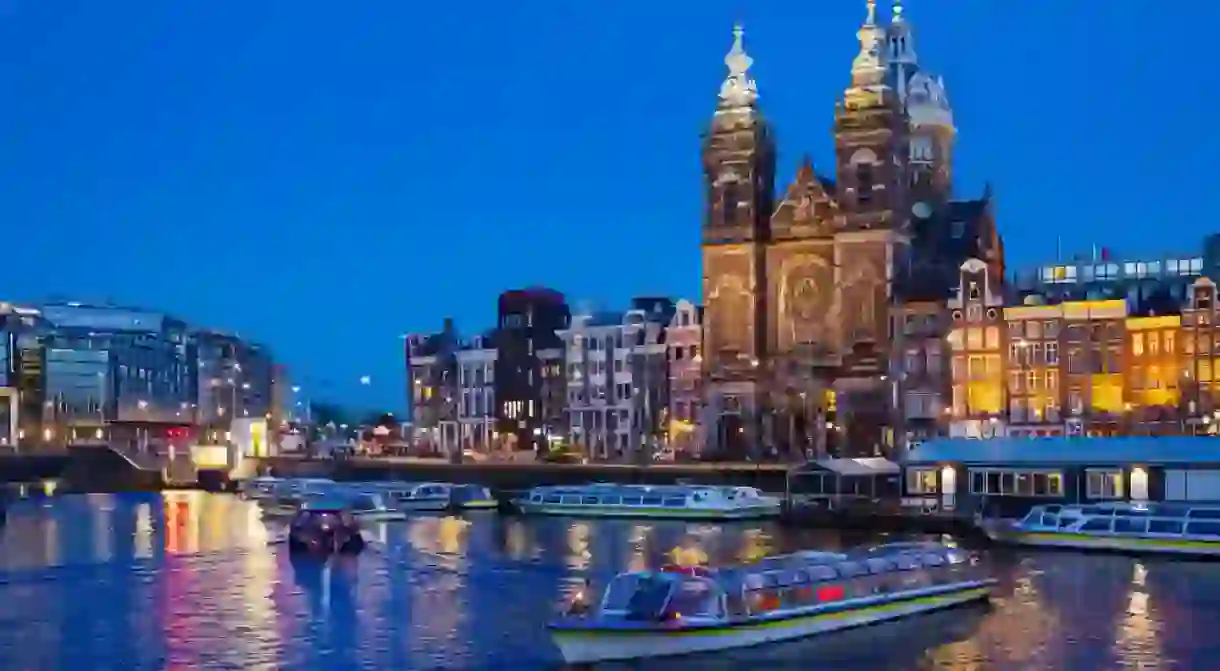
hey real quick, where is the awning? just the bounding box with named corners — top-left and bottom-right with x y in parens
top-left (795, 457), bottom-right (900, 477)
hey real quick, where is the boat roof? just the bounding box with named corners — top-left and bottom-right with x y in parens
top-left (904, 436), bottom-right (1220, 466)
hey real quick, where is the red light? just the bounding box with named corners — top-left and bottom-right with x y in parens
top-left (816, 585), bottom-right (845, 601)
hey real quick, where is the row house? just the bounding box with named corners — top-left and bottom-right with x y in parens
top-left (558, 302), bottom-right (671, 461)
top-left (451, 333), bottom-right (496, 455)
top-left (899, 259), bottom-right (1220, 442)
top-left (666, 300), bottom-right (702, 454)
top-left (405, 318), bottom-right (458, 455)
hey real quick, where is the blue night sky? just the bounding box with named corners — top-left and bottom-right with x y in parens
top-left (0, 1), bottom-right (1214, 412)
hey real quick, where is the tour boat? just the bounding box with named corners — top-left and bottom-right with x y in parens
top-left (345, 492), bottom-right (407, 522)
top-left (287, 499), bottom-right (366, 556)
top-left (261, 478), bottom-right (339, 515)
top-left (447, 484), bottom-right (500, 511)
top-left (238, 476), bottom-right (283, 500)
top-left (982, 502), bottom-right (1220, 556)
top-left (548, 542), bottom-right (994, 664)
top-left (385, 482), bottom-right (454, 512)
top-left (517, 483), bottom-right (782, 520)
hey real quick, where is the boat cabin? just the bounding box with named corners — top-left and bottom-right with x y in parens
top-left (902, 437), bottom-right (1220, 519)
top-left (1021, 502), bottom-right (1220, 538)
top-left (599, 568), bottom-right (728, 623)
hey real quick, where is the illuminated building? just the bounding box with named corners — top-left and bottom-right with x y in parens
top-left (405, 318), bottom-right (459, 455)
top-left (666, 300), bottom-right (703, 455)
top-left (452, 332), bottom-right (497, 455)
top-left (699, 5), bottom-right (1003, 458)
top-left (495, 288), bottom-right (570, 453)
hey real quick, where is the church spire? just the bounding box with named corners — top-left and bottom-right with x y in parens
top-left (892, 0), bottom-right (905, 23)
top-left (850, 0), bottom-right (888, 90)
top-left (718, 23), bottom-right (758, 110)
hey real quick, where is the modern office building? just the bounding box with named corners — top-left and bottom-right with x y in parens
top-left (195, 330), bottom-right (276, 434)
top-left (495, 288), bottom-right (569, 452)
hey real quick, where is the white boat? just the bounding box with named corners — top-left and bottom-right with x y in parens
top-left (238, 476), bottom-right (283, 500)
top-left (982, 501), bottom-right (1220, 556)
top-left (260, 478), bottom-right (339, 515)
top-left (548, 542), bottom-right (994, 664)
top-left (345, 492), bottom-right (407, 522)
top-left (517, 483), bottom-right (782, 520)
top-left (387, 482), bottom-right (454, 512)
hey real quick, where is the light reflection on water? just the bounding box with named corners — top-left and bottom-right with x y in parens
top-left (0, 492), bottom-right (1218, 669)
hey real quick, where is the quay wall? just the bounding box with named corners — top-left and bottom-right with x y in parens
top-left (252, 456), bottom-right (794, 493)
top-left (0, 452), bottom-right (70, 483)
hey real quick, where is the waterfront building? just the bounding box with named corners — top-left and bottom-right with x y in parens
top-left (452, 332), bottom-right (496, 456)
top-left (405, 318), bottom-right (459, 455)
top-left (37, 303), bottom-right (197, 450)
top-left (902, 437), bottom-right (1220, 518)
top-left (537, 345), bottom-right (567, 450)
top-left (194, 330), bottom-right (276, 438)
top-left (666, 300), bottom-right (703, 455)
top-left (558, 302), bottom-right (670, 460)
top-left (699, 6), bottom-right (1003, 460)
top-left (495, 288), bottom-right (569, 453)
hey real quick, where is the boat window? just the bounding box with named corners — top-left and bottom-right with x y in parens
top-left (815, 583), bottom-right (847, 602)
top-left (601, 495), bottom-right (621, 505)
top-left (835, 561), bottom-right (867, 578)
top-left (1188, 508), bottom-right (1220, 520)
top-left (662, 497), bottom-right (687, 507)
top-left (770, 571), bottom-right (796, 588)
top-left (622, 497), bottom-right (642, 505)
top-left (1043, 504), bottom-right (1062, 513)
top-left (561, 496), bottom-right (582, 505)
top-left (351, 495), bottom-right (377, 511)
top-left (641, 496), bottom-right (664, 506)
top-left (864, 558), bottom-right (895, 574)
top-left (1149, 520), bottom-right (1184, 534)
top-left (1113, 517), bottom-right (1147, 534)
top-left (624, 577), bottom-right (675, 621)
top-left (1186, 521), bottom-right (1220, 537)
top-left (746, 588), bottom-right (782, 613)
top-left (582, 496), bottom-right (600, 505)
top-left (664, 579), bottom-right (724, 619)
top-left (1078, 506), bottom-right (1102, 515)
top-left (807, 565), bottom-right (838, 582)
top-left (544, 495), bottom-right (563, 504)
top-left (1124, 507), bottom-right (1153, 517)
top-left (922, 553), bottom-right (946, 567)
top-left (530, 494), bottom-right (543, 503)
top-left (1080, 518), bottom-right (1113, 532)
top-left (893, 555), bottom-right (921, 570)
top-left (1040, 514), bottom-right (1060, 527)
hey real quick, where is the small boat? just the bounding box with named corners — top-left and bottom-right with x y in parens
top-left (389, 482), bottom-right (455, 512)
top-left (548, 542), bottom-right (994, 664)
top-left (447, 484), bottom-right (499, 511)
top-left (981, 501), bottom-right (1220, 556)
top-left (261, 478), bottom-right (339, 515)
top-left (287, 499), bottom-right (366, 556)
top-left (238, 476), bottom-right (283, 500)
top-left (517, 483), bottom-right (782, 520)
top-left (346, 492), bottom-right (407, 522)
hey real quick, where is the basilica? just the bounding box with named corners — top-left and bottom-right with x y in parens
top-left (699, 0), bottom-right (1005, 458)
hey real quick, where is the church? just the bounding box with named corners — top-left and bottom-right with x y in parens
top-left (699, 1), bottom-right (1005, 459)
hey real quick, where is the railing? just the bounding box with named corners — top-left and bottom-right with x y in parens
top-left (105, 444), bottom-right (167, 472)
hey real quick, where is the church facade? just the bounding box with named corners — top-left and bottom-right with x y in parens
top-left (700, 1), bottom-right (1004, 459)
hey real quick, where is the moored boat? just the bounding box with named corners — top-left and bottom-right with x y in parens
top-left (238, 476), bottom-right (283, 500)
top-left (548, 542), bottom-right (994, 664)
top-left (388, 482), bottom-right (454, 512)
top-left (981, 501), bottom-right (1220, 556)
top-left (518, 483), bottom-right (781, 520)
top-left (447, 484), bottom-right (499, 511)
top-left (260, 478), bottom-right (339, 515)
top-left (345, 492), bottom-right (408, 521)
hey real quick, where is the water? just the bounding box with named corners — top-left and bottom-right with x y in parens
top-left (0, 492), bottom-right (1215, 670)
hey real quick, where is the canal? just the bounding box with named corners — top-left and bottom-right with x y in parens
top-left (0, 491), bottom-right (1212, 670)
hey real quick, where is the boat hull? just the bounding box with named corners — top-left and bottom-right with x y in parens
top-left (987, 527), bottom-right (1220, 557)
top-left (517, 501), bottom-right (780, 521)
top-left (353, 510), bottom-right (408, 522)
top-left (550, 582), bottom-right (993, 664)
top-left (395, 499), bottom-right (451, 513)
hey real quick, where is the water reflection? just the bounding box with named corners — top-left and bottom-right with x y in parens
top-left (3, 494), bottom-right (1220, 669)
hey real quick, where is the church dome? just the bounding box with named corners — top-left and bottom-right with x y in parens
top-left (906, 71), bottom-right (954, 130)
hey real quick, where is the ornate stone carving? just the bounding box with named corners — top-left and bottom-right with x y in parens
top-left (777, 255), bottom-right (836, 351)
top-left (706, 274), bottom-right (752, 356)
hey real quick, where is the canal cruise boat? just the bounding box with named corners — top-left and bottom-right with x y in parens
top-left (982, 502), bottom-right (1220, 556)
top-left (518, 483), bottom-right (781, 520)
top-left (547, 542), bottom-right (995, 664)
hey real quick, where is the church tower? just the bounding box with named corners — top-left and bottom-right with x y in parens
top-left (701, 24), bottom-right (776, 371)
top-left (832, 0), bottom-right (909, 344)
top-left (886, 0), bottom-right (955, 223)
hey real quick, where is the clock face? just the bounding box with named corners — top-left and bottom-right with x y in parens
top-left (912, 201), bottom-right (932, 219)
